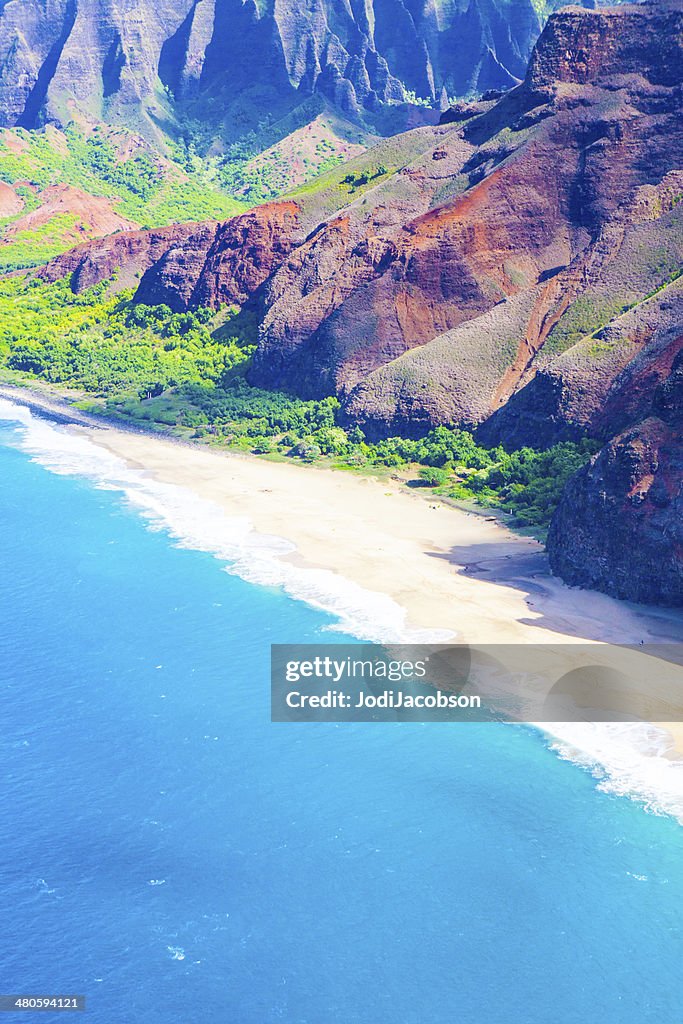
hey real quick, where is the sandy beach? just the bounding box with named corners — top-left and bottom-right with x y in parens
top-left (77, 423), bottom-right (683, 648)
top-left (2, 382), bottom-right (683, 756)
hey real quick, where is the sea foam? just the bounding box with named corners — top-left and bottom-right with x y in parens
top-left (1, 396), bottom-right (682, 824)
top-left (538, 720), bottom-right (683, 823)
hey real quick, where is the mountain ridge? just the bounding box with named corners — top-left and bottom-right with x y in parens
top-left (0, 0), bottom-right (572, 137)
top-left (30, 0), bottom-right (683, 604)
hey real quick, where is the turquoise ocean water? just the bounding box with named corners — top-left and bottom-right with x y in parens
top-left (1, 401), bottom-right (682, 1023)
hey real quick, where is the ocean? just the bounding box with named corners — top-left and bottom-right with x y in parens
top-left (1, 400), bottom-right (682, 1024)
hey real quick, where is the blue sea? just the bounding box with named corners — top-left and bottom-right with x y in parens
top-left (1, 399), bottom-right (682, 1024)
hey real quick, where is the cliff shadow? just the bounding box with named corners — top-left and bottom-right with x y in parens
top-left (426, 543), bottom-right (683, 644)
top-left (431, 540), bottom-right (549, 588)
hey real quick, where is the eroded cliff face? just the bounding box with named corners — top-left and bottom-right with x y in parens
top-left (0, 0), bottom-right (553, 132)
top-left (38, 201), bottom-right (300, 307)
top-left (525, 0), bottom-right (683, 90)
top-left (38, 221), bottom-right (220, 294)
top-left (37, 0), bottom-right (683, 443)
top-left (0, 0), bottom-right (196, 131)
top-left (248, 0), bottom-right (683, 439)
top-left (137, 202), bottom-right (300, 309)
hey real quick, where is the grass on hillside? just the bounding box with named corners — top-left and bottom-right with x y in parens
top-left (213, 113), bottom-right (371, 203)
top-left (0, 125), bottom-right (248, 271)
top-left (0, 113), bottom-right (390, 271)
top-left (0, 125), bottom-right (246, 224)
top-left (0, 213), bottom-right (83, 271)
top-left (172, 92), bottom-right (377, 205)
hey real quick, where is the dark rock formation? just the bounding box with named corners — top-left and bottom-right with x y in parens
top-left (0, 0), bottom-right (567, 132)
top-left (38, 201), bottom-right (300, 309)
top-left (37, 222), bottom-right (219, 294)
top-left (525, 0), bottom-right (683, 92)
top-left (136, 202), bottom-right (299, 310)
top-left (548, 350), bottom-right (683, 606)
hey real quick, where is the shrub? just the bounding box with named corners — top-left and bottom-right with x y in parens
top-left (290, 440), bottom-right (322, 462)
top-left (419, 466), bottom-right (449, 487)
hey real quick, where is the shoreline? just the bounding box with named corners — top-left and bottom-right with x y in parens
top-left (3, 381), bottom-right (681, 637)
top-left (2, 381), bottom-right (683, 766)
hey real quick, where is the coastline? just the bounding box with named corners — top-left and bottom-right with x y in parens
top-left (2, 381), bottom-right (683, 766)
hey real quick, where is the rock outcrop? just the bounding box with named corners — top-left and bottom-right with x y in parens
top-left (138, 202), bottom-right (300, 310)
top-left (548, 350), bottom-right (683, 606)
top-left (0, 0), bottom-right (568, 132)
top-left (38, 201), bottom-right (299, 306)
top-left (38, 222), bottom-right (219, 293)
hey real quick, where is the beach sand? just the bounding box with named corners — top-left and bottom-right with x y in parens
top-left (72, 424), bottom-right (682, 641)
top-left (2, 383), bottom-right (682, 756)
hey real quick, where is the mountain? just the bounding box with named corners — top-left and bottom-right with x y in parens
top-left (33, 0), bottom-right (683, 605)
top-left (0, 0), bottom-right (567, 138)
top-left (38, 1), bottom-right (683, 431)
top-left (0, 0), bottom-right (573, 225)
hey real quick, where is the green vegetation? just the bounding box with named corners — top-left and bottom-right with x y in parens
top-left (172, 100), bottom-right (371, 206)
top-left (174, 101), bottom-right (319, 205)
top-left (214, 135), bottom-right (349, 204)
top-left (542, 293), bottom-right (634, 358)
top-left (0, 272), bottom-right (597, 535)
top-left (0, 275), bottom-right (255, 394)
top-left (290, 159), bottom-right (394, 202)
top-left (401, 90), bottom-right (433, 109)
top-left (339, 164), bottom-right (389, 193)
top-left (107, 389), bottom-right (598, 533)
top-left (0, 126), bottom-right (246, 225)
top-left (0, 114), bottom-right (376, 271)
top-left (442, 439), bottom-right (599, 531)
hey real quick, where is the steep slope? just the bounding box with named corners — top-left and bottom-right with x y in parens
top-left (0, 0), bottom-right (569, 136)
top-left (258, 0), bottom-right (682, 440)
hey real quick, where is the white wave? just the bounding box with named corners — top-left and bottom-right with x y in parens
top-left (537, 720), bottom-right (683, 825)
top-left (2, 396), bottom-right (682, 824)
